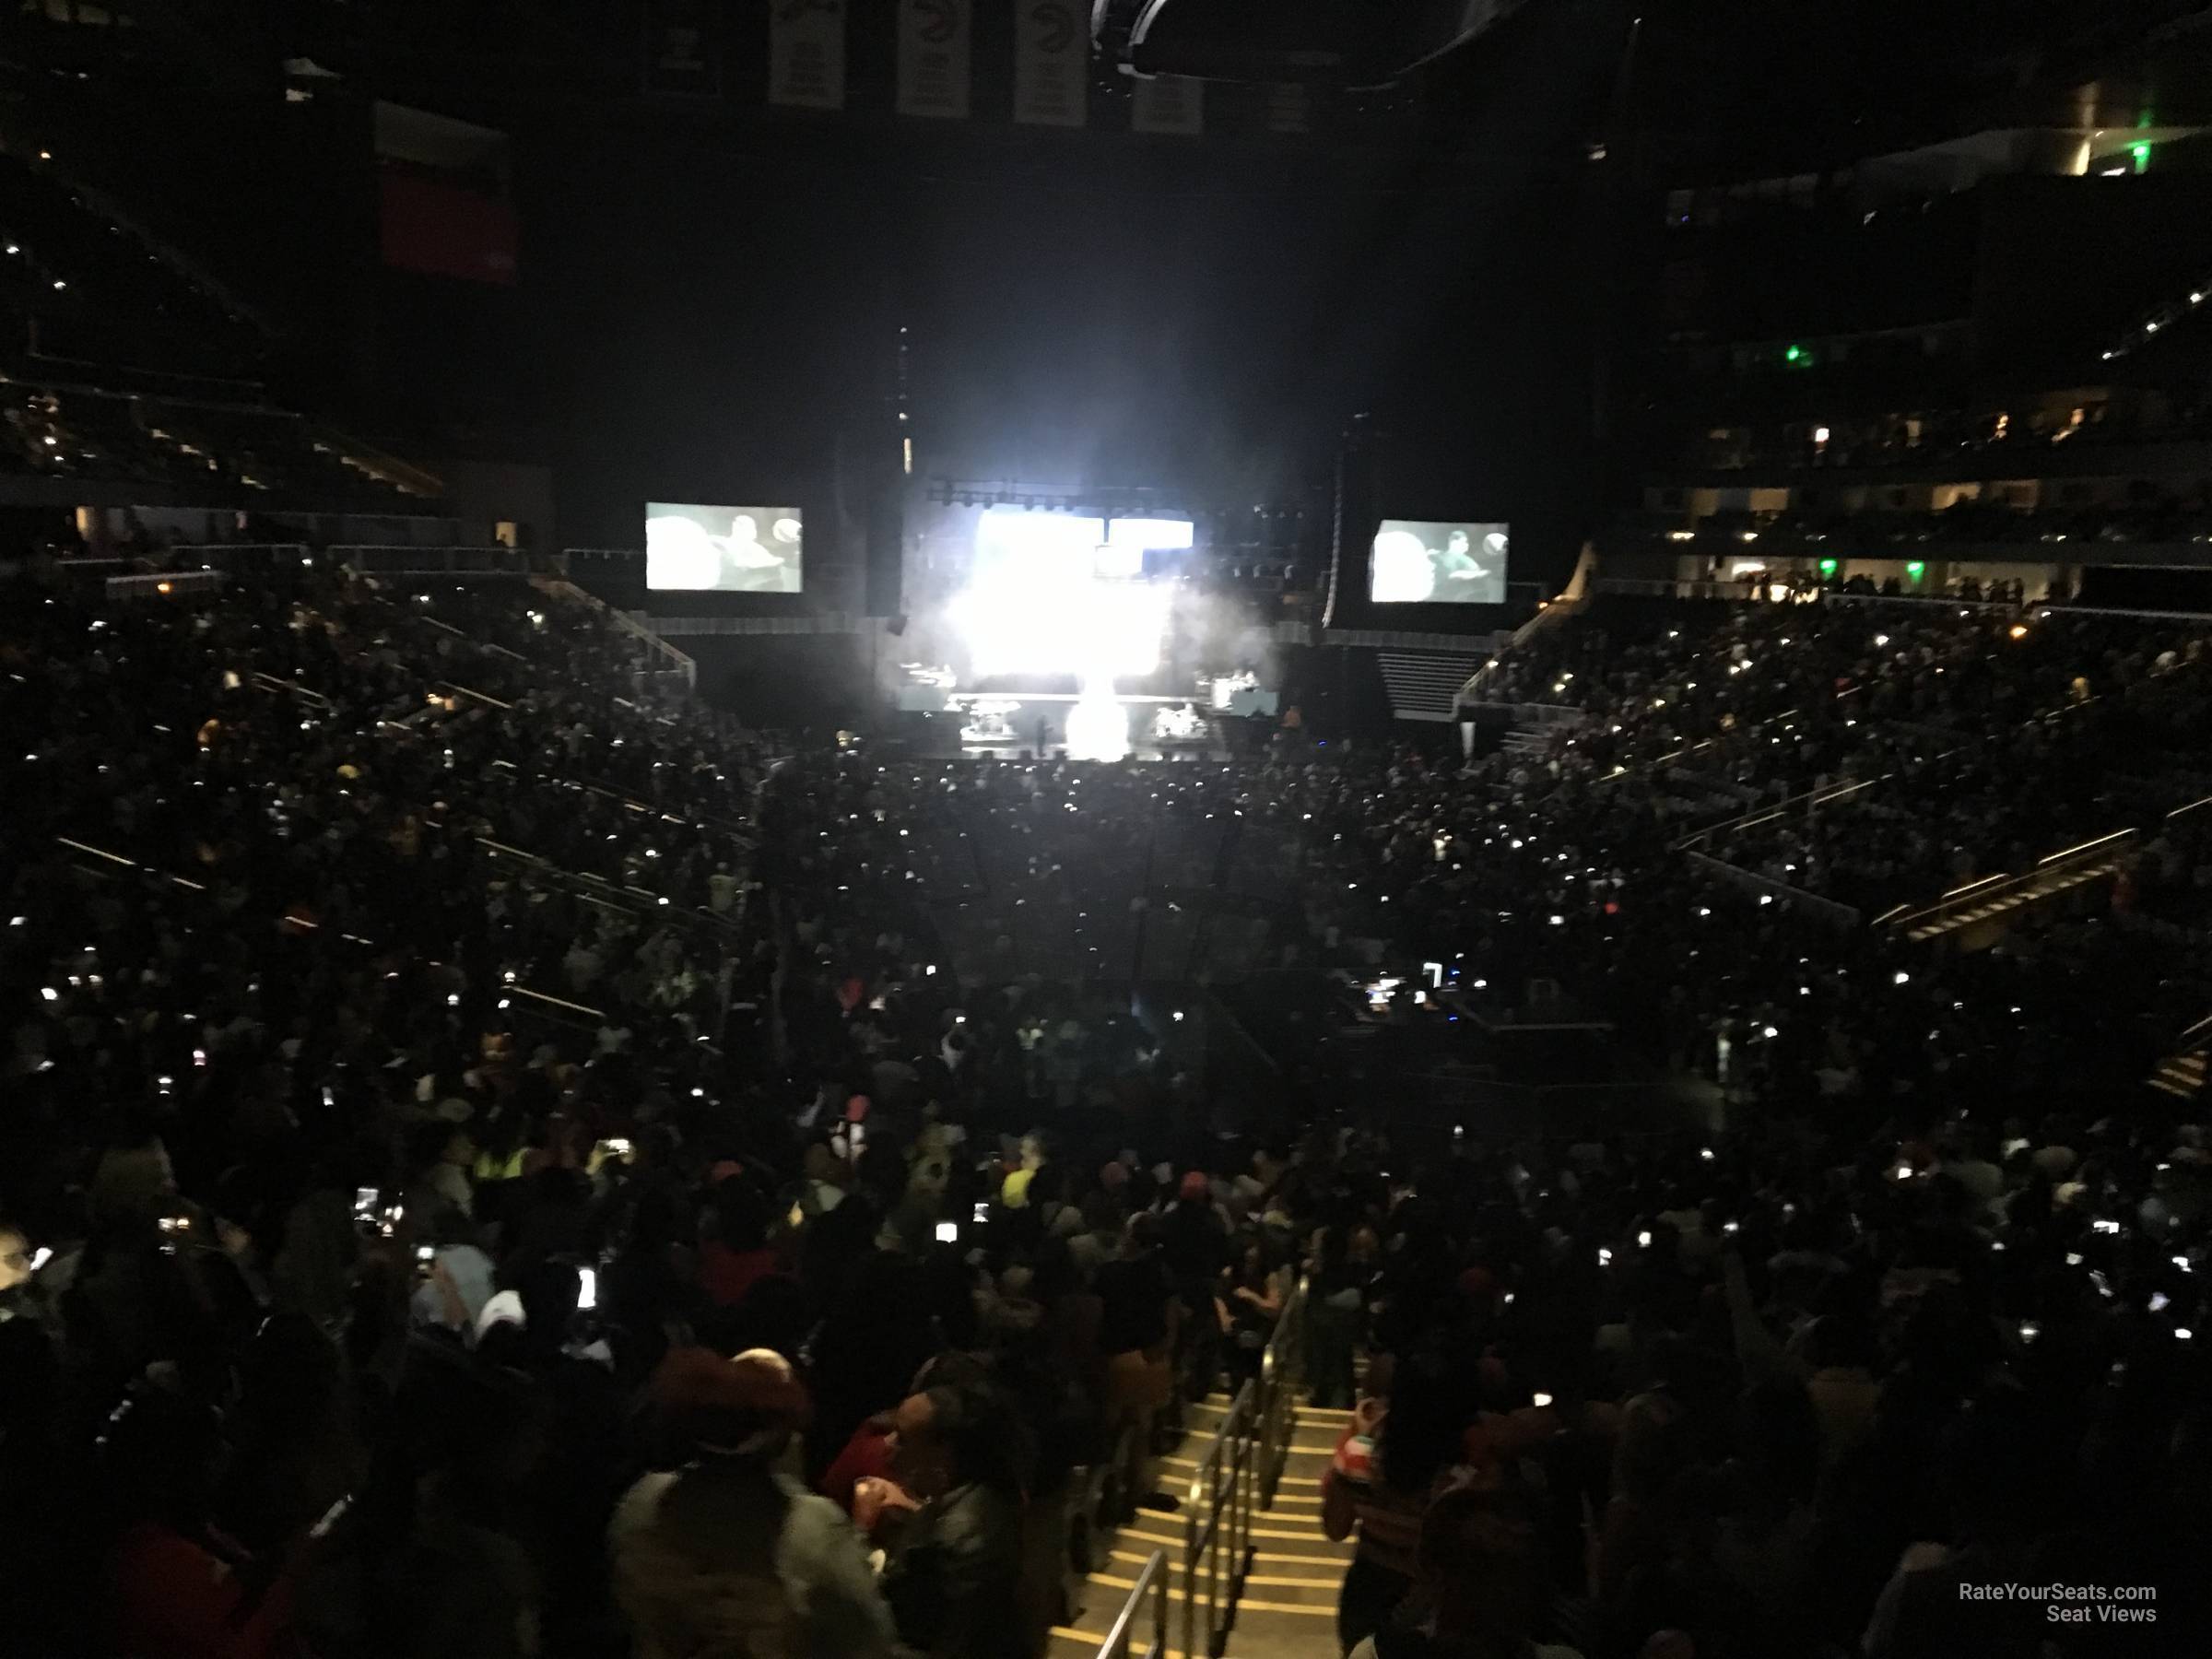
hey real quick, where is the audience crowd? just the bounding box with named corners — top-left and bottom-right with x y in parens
top-left (2, 562), bottom-right (2207, 1659)
top-left (1650, 491), bottom-right (2212, 556)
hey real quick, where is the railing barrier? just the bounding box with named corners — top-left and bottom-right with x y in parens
top-left (1671, 774), bottom-right (1884, 852)
top-left (106, 570), bottom-right (223, 602)
top-left (1255, 1275), bottom-right (1309, 1507)
top-left (1181, 1382), bottom-right (1253, 1659)
top-left (1089, 1276), bottom-right (1310, 1659)
top-left (533, 576), bottom-right (698, 693)
top-left (1882, 828), bottom-right (2136, 936)
top-left (337, 546), bottom-right (564, 578)
top-left (1686, 851), bottom-right (1864, 928)
top-left (1095, 1547), bottom-right (1171, 1659)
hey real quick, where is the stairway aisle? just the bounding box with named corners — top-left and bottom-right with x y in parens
top-left (2147, 1047), bottom-right (2205, 1100)
top-left (1897, 849), bottom-right (2129, 943)
top-left (1048, 1392), bottom-right (1354, 1659)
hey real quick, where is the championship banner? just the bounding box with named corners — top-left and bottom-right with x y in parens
top-left (769, 0), bottom-right (846, 110)
top-left (641, 0), bottom-right (720, 98)
top-left (897, 0), bottom-right (972, 120)
top-left (1013, 0), bottom-right (1087, 128)
top-left (1130, 74), bottom-right (1202, 135)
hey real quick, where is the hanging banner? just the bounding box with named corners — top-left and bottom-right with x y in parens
top-left (641, 0), bottom-right (721, 99)
top-left (1130, 74), bottom-right (1203, 135)
top-left (1013, 0), bottom-right (1087, 128)
top-left (898, 0), bottom-right (972, 120)
top-left (770, 0), bottom-right (847, 110)
top-left (1265, 82), bottom-right (1312, 135)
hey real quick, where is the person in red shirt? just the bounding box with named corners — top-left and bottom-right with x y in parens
top-left (697, 1172), bottom-right (786, 1308)
top-left (102, 1387), bottom-right (312, 1659)
top-left (820, 1414), bottom-right (898, 1516)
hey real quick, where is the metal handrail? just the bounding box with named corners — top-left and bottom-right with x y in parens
top-left (44, 836), bottom-right (600, 1025)
top-left (2171, 1009), bottom-right (2212, 1053)
top-left (1456, 700), bottom-right (1588, 728)
top-left (177, 543), bottom-right (313, 572)
top-left (1181, 1381), bottom-right (1254, 1659)
top-left (1255, 1276), bottom-right (1309, 1507)
top-left (248, 670), bottom-right (333, 712)
top-left (534, 576), bottom-right (699, 692)
top-left (1092, 1547), bottom-right (1171, 1659)
top-left (1881, 828), bottom-right (2137, 935)
top-left (1671, 773), bottom-right (1885, 852)
top-left (106, 570), bottom-right (223, 601)
top-left (337, 546), bottom-right (563, 577)
top-left (1095, 1276), bottom-right (1312, 1659)
top-left (1181, 1276), bottom-right (1312, 1659)
top-left (1687, 850), bottom-right (1865, 928)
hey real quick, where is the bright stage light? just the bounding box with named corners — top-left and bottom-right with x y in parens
top-left (1106, 517), bottom-right (1194, 551)
top-left (1095, 518), bottom-right (1193, 580)
top-left (953, 507), bottom-right (1170, 679)
top-left (1065, 677), bottom-right (1130, 761)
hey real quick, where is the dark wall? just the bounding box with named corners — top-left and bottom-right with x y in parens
top-left (507, 0), bottom-right (1620, 584)
top-left (686, 632), bottom-right (876, 732)
top-left (15, 0), bottom-right (1622, 598)
top-left (1973, 173), bottom-right (2212, 374)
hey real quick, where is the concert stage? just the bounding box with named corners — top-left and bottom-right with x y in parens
top-left (921, 690), bottom-right (1232, 762)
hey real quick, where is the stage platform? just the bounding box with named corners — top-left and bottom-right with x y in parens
top-left (904, 690), bottom-right (1235, 763)
top-left (959, 739), bottom-right (1232, 762)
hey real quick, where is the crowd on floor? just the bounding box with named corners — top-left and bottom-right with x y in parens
top-left (2, 564), bottom-right (2207, 1659)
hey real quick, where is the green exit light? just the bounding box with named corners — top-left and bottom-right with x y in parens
top-left (1784, 345), bottom-right (1805, 363)
top-left (1818, 559), bottom-right (1839, 577)
top-left (1905, 561), bottom-right (1926, 582)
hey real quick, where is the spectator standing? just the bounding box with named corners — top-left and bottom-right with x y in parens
top-left (608, 1347), bottom-right (897, 1659)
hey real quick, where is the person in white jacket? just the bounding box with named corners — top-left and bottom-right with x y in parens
top-left (608, 1347), bottom-right (899, 1659)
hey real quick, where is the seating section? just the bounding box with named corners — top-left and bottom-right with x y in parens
top-left (0, 152), bottom-right (429, 510)
top-left (1630, 494), bottom-right (2212, 554)
top-left (0, 378), bottom-right (429, 504)
top-left (4, 568), bottom-right (2207, 1659)
top-left (0, 150), bottom-right (262, 375)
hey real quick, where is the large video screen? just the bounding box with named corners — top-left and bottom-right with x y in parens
top-left (1370, 520), bottom-right (1508, 605)
top-left (646, 502), bottom-right (804, 593)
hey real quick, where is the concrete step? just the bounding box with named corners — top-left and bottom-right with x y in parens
top-left (1109, 1524), bottom-right (1354, 1569)
top-left (1903, 855), bottom-right (2124, 942)
top-left (1047, 1394), bottom-right (1352, 1659)
top-left (2147, 1049), bottom-right (2206, 1100)
top-left (1159, 1451), bottom-right (1325, 1486)
top-left (1187, 1396), bottom-right (1347, 1451)
top-left (1086, 1561), bottom-right (1342, 1611)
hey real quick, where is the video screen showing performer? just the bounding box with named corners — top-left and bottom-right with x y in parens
top-left (1368, 521), bottom-right (1509, 605)
top-left (646, 502), bottom-right (805, 593)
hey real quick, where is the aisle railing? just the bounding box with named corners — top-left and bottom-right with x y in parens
top-left (1254, 1275), bottom-right (1309, 1508)
top-left (533, 576), bottom-right (698, 692)
top-left (1878, 828), bottom-right (2136, 937)
top-left (1687, 850), bottom-right (1864, 928)
top-left (1181, 1382), bottom-right (1255, 1659)
top-left (1096, 1548), bottom-right (1171, 1659)
top-left (1671, 774), bottom-right (1883, 853)
top-left (337, 545), bottom-right (561, 578)
top-left (1091, 1276), bottom-right (1311, 1659)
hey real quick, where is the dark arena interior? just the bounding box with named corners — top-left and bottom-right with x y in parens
top-left (7, 5), bottom-right (2212, 1657)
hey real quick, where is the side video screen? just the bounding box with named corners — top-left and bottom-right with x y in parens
top-left (646, 502), bottom-right (804, 594)
top-left (1369, 520), bottom-right (1508, 605)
